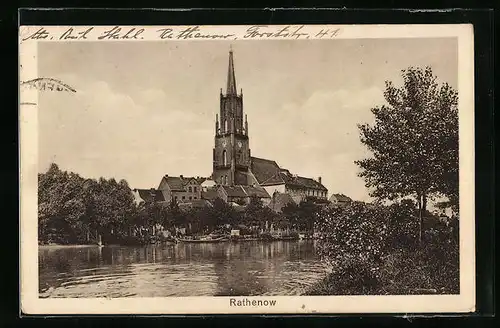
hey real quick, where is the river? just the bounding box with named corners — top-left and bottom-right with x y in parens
top-left (39, 240), bottom-right (328, 298)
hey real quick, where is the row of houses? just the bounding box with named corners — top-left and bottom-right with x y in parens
top-left (131, 174), bottom-right (352, 213)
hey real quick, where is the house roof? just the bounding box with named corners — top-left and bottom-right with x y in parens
top-left (241, 185), bottom-right (271, 198)
top-left (329, 193), bottom-right (352, 202)
top-left (229, 202), bottom-right (246, 211)
top-left (221, 185), bottom-right (248, 198)
top-left (133, 189), bottom-right (157, 203)
top-left (161, 175), bottom-right (207, 191)
top-left (154, 191), bottom-right (165, 202)
top-left (280, 172), bottom-right (328, 191)
top-left (201, 188), bottom-right (220, 201)
top-left (250, 157), bottom-right (285, 186)
top-left (219, 185), bottom-right (271, 199)
top-left (250, 157), bottom-right (328, 191)
top-left (178, 199), bottom-right (212, 209)
top-left (268, 192), bottom-right (296, 212)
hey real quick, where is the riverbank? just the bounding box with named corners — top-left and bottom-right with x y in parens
top-left (38, 234), bottom-right (316, 247)
top-left (303, 246), bottom-right (460, 296)
top-left (39, 244), bottom-right (98, 249)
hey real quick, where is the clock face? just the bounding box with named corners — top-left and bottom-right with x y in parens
top-left (222, 141), bottom-right (227, 148)
top-left (237, 141), bottom-right (243, 148)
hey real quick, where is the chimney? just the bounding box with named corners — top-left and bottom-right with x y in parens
top-left (180, 174), bottom-right (183, 178)
top-left (318, 177), bottom-right (322, 184)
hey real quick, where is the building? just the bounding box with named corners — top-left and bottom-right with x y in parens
top-left (211, 48), bottom-right (328, 202)
top-left (329, 193), bottom-right (352, 206)
top-left (212, 48), bottom-right (252, 186)
top-left (268, 192), bottom-right (296, 213)
top-left (201, 178), bottom-right (216, 191)
top-left (216, 184), bottom-right (271, 205)
top-left (131, 188), bottom-right (157, 206)
top-left (156, 175), bottom-right (208, 204)
top-left (250, 157), bottom-right (328, 204)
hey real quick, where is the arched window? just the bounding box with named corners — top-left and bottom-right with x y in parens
top-left (222, 150), bottom-right (227, 166)
top-left (225, 175), bottom-right (228, 185)
top-left (224, 120), bottom-right (228, 132)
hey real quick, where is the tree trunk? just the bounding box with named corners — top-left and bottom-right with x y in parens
top-left (420, 193), bottom-right (428, 244)
top-left (422, 193), bottom-right (427, 215)
top-left (418, 194), bottom-right (423, 244)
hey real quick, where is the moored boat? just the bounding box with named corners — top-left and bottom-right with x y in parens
top-left (177, 236), bottom-right (229, 243)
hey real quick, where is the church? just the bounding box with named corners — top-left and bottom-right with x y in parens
top-left (144, 48), bottom-right (328, 209)
top-left (209, 48), bottom-right (328, 206)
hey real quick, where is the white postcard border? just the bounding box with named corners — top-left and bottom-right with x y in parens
top-left (19, 24), bottom-right (475, 315)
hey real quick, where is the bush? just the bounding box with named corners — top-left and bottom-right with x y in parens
top-left (309, 202), bottom-right (460, 295)
top-left (315, 202), bottom-right (389, 276)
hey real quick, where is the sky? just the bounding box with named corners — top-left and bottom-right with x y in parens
top-left (38, 37), bottom-right (457, 202)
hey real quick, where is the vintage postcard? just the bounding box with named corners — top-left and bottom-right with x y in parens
top-left (19, 24), bottom-right (475, 314)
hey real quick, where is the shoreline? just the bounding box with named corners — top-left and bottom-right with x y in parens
top-left (39, 244), bottom-right (99, 249)
top-left (39, 238), bottom-right (314, 248)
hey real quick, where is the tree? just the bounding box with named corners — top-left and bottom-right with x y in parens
top-left (355, 66), bottom-right (459, 243)
top-left (38, 163), bottom-right (137, 245)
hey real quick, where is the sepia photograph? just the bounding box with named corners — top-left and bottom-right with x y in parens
top-left (19, 24), bottom-right (475, 314)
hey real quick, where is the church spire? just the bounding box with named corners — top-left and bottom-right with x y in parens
top-left (226, 47), bottom-right (237, 95)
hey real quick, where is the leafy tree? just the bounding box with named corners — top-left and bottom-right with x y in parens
top-left (166, 197), bottom-right (185, 228)
top-left (210, 197), bottom-right (237, 226)
top-left (281, 198), bottom-right (321, 231)
top-left (355, 66), bottom-right (459, 243)
top-left (242, 196), bottom-right (276, 232)
top-left (38, 163), bottom-right (137, 245)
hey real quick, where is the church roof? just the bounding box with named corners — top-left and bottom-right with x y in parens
top-left (226, 48), bottom-right (237, 95)
top-left (250, 157), bottom-right (285, 186)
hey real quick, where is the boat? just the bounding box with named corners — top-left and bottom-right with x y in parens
top-left (177, 236), bottom-right (229, 243)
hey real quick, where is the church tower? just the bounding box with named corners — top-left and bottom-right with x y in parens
top-left (213, 48), bottom-right (251, 186)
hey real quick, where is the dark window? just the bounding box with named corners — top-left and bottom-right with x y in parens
top-left (189, 196), bottom-right (192, 200)
top-left (222, 150), bottom-right (227, 166)
top-left (194, 187), bottom-right (197, 193)
top-left (182, 196), bottom-right (185, 200)
top-left (194, 197), bottom-right (197, 200)
top-left (188, 186), bottom-right (192, 192)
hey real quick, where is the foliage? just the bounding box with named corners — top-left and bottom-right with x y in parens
top-left (281, 198), bottom-right (322, 231)
top-left (315, 202), bottom-right (389, 276)
top-left (355, 66), bottom-right (459, 225)
top-left (308, 201), bottom-right (459, 295)
top-left (38, 164), bottom-right (138, 245)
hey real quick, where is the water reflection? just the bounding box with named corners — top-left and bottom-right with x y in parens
top-left (39, 240), bottom-right (327, 298)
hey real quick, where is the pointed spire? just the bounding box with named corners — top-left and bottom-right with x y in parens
top-left (226, 47), bottom-right (237, 95)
